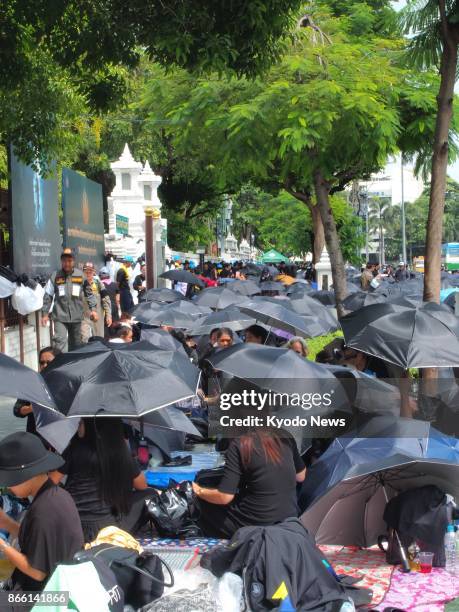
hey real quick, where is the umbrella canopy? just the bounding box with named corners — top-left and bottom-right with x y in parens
top-left (188, 306), bottom-right (256, 336)
top-left (239, 300), bottom-right (324, 338)
top-left (143, 288), bottom-right (186, 303)
top-left (340, 302), bottom-right (459, 368)
top-left (258, 281), bottom-right (286, 292)
top-left (443, 290), bottom-right (459, 310)
top-left (159, 269), bottom-right (205, 287)
top-left (205, 343), bottom-right (347, 409)
top-left (142, 406), bottom-right (202, 437)
top-left (193, 287), bottom-right (247, 310)
top-left (288, 294), bottom-right (338, 329)
top-left (286, 282), bottom-right (314, 295)
top-left (139, 327), bottom-right (187, 353)
top-left (342, 291), bottom-right (383, 312)
top-left (33, 405), bottom-right (79, 453)
top-left (309, 290), bottom-right (336, 306)
top-left (0, 353), bottom-right (56, 410)
top-left (261, 249), bottom-right (289, 264)
top-left (299, 416), bottom-right (459, 512)
top-left (227, 279), bottom-right (261, 296)
top-left (133, 301), bottom-right (208, 327)
top-left (42, 340), bottom-right (200, 418)
top-left (301, 455), bottom-right (459, 546)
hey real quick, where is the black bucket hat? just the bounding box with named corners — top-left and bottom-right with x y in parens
top-left (0, 432), bottom-right (64, 487)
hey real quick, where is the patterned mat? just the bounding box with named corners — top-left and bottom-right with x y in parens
top-left (319, 545), bottom-right (394, 607)
top-left (376, 567), bottom-right (459, 612)
top-left (137, 537), bottom-right (226, 554)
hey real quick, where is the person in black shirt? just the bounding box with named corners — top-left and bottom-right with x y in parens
top-left (116, 260), bottom-right (134, 313)
top-left (192, 429), bottom-right (306, 538)
top-left (133, 263), bottom-right (147, 301)
top-left (13, 346), bottom-right (59, 436)
top-left (51, 418), bottom-right (148, 542)
top-left (0, 432), bottom-right (84, 599)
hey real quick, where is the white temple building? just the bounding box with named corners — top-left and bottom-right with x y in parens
top-left (105, 144), bottom-right (169, 278)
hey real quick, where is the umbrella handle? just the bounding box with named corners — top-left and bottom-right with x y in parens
top-left (394, 529), bottom-right (410, 573)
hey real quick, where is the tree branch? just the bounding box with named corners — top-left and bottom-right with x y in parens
top-left (283, 177), bottom-right (314, 210)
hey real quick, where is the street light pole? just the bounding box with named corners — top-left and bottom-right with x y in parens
top-left (145, 207), bottom-right (160, 290)
top-left (401, 156), bottom-right (407, 264)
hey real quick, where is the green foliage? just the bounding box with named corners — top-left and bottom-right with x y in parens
top-left (306, 330), bottom-right (344, 361)
top-left (165, 210), bottom-right (215, 252)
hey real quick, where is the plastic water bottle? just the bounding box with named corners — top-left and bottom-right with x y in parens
top-left (445, 524), bottom-right (456, 573)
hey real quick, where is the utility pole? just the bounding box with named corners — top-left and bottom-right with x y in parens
top-left (401, 156), bottom-right (407, 264)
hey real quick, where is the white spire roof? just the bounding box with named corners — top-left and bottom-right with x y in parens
top-left (111, 143), bottom-right (142, 170)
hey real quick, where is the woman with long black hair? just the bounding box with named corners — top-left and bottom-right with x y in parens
top-left (51, 418), bottom-right (147, 542)
top-left (192, 428), bottom-right (306, 538)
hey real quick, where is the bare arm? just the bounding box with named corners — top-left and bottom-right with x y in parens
top-left (191, 481), bottom-right (234, 505)
top-left (0, 539), bottom-right (46, 582)
top-left (49, 471), bottom-right (64, 485)
top-left (0, 510), bottom-right (20, 537)
top-left (133, 472), bottom-right (148, 490)
top-left (296, 467), bottom-right (307, 483)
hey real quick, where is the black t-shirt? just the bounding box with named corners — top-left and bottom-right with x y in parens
top-left (218, 434), bottom-right (305, 529)
top-left (61, 437), bottom-right (140, 519)
top-left (12, 479), bottom-right (84, 592)
top-left (116, 267), bottom-right (130, 290)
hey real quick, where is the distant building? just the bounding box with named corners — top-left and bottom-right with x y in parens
top-left (359, 155), bottom-right (425, 206)
top-left (105, 144), bottom-right (169, 279)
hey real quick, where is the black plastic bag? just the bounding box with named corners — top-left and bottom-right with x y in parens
top-left (145, 484), bottom-right (201, 537)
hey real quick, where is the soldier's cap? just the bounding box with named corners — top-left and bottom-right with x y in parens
top-left (83, 262), bottom-right (95, 271)
top-left (61, 248), bottom-right (75, 259)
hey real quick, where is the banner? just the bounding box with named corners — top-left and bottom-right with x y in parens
top-left (116, 214), bottom-right (129, 236)
top-left (10, 150), bottom-right (61, 277)
top-left (62, 169), bottom-right (104, 269)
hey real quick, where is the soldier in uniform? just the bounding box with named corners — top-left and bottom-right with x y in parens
top-left (41, 249), bottom-right (98, 352)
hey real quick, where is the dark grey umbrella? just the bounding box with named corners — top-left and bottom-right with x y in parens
top-left (33, 405), bottom-right (78, 453)
top-left (140, 327), bottom-right (187, 353)
top-left (142, 406), bottom-right (202, 437)
top-left (159, 269), bottom-right (205, 287)
top-left (258, 281), bottom-right (285, 292)
top-left (42, 340), bottom-right (200, 418)
top-left (133, 301), bottom-right (208, 327)
top-left (193, 287), bottom-right (247, 310)
top-left (227, 279), bottom-right (261, 296)
top-left (187, 306), bottom-right (256, 335)
top-left (288, 294), bottom-right (338, 329)
top-left (342, 291), bottom-right (384, 312)
top-left (301, 455), bottom-right (459, 547)
top-left (0, 353), bottom-right (56, 410)
top-left (340, 302), bottom-right (459, 368)
top-left (309, 290), bottom-right (336, 306)
top-left (144, 288), bottom-right (186, 303)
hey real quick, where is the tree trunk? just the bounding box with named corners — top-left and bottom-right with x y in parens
top-left (313, 170), bottom-right (347, 318)
top-left (284, 186), bottom-right (325, 264)
top-left (311, 205), bottom-right (325, 264)
top-left (423, 33), bottom-right (458, 303)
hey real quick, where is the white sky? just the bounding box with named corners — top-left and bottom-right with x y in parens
top-left (391, 0), bottom-right (459, 182)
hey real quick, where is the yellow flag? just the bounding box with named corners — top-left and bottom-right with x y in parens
top-left (271, 581), bottom-right (288, 600)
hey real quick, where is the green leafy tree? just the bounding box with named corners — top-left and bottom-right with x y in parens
top-left (402, 0), bottom-right (459, 302)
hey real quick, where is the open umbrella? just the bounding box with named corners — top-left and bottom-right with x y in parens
top-left (299, 416), bottom-right (459, 512)
top-left (33, 406), bottom-right (79, 453)
top-left (239, 299), bottom-right (331, 338)
top-left (342, 291), bottom-right (383, 312)
top-left (205, 343), bottom-right (347, 408)
top-left (139, 327), bottom-right (187, 353)
top-left (340, 302), bottom-right (459, 368)
top-left (133, 301), bottom-right (208, 327)
top-left (309, 290), bottom-right (336, 306)
top-left (193, 287), bottom-right (247, 310)
top-left (300, 455), bottom-right (459, 547)
top-left (258, 281), bottom-right (285, 292)
top-left (187, 306), bottom-right (256, 336)
top-left (227, 279), bottom-right (261, 296)
top-left (288, 294), bottom-right (338, 329)
top-left (143, 288), bottom-right (186, 303)
top-left (0, 353), bottom-right (56, 410)
top-left (142, 406), bottom-right (202, 437)
top-left (42, 340), bottom-right (200, 418)
top-left (159, 269), bottom-right (205, 287)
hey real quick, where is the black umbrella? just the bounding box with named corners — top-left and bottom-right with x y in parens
top-left (42, 340), bottom-right (200, 418)
top-left (301, 454), bottom-right (459, 547)
top-left (0, 353), bottom-right (56, 410)
top-left (227, 279), bottom-right (261, 296)
top-left (139, 327), bottom-right (187, 353)
top-left (258, 281), bottom-right (285, 292)
top-left (342, 291), bottom-right (383, 312)
top-left (340, 302), bottom-right (459, 368)
top-left (309, 290), bottom-right (336, 306)
top-left (188, 306), bottom-right (256, 335)
top-left (205, 343), bottom-right (347, 407)
top-left (141, 406), bottom-right (202, 437)
top-left (133, 301), bottom-right (208, 327)
top-left (242, 262), bottom-right (262, 276)
top-left (193, 287), bottom-right (247, 310)
top-left (286, 282), bottom-right (313, 295)
top-left (159, 269), bottom-right (205, 287)
top-left (288, 294), bottom-right (338, 329)
top-left (239, 299), bottom-right (325, 338)
top-left (144, 288), bottom-right (186, 303)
